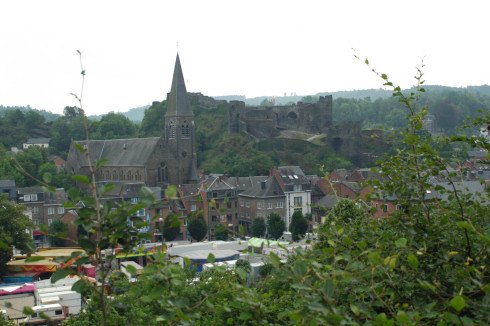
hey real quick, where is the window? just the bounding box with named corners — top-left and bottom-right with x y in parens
top-left (57, 207), bottom-right (65, 214)
top-left (48, 218), bottom-right (53, 226)
top-left (293, 196), bottom-right (302, 207)
top-left (168, 121), bottom-right (176, 139)
top-left (245, 201), bottom-right (250, 208)
top-left (48, 207), bottom-right (55, 215)
top-left (181, 123), bottom-right (190, 138)
top-left (191, 204), bottom-right (197, 211)
top-left (257, 202), bottom-right (263, 210)
top-left (23, 195), bottom-right (30, 201)
top-left (293, 184), bottom-right (301, 191)
top-left (32, 206), bottom-right (39, 213)
top-left (135, 171), bottom-right (141, 181)
top-left (276, 201), bottom-right (284, 208)
top-left (55, 310), bottom-right (63, 316)
top-left (240, 200), bottom-right (244, 207)
top-left (267, 202), bottom-right (273, 209)
top-left (131, 198), bottom-right (139, 204)
top-left (396, 204), bottom-right (401, 211)
top-left (382, 204), bottom-right (388, 213)
top-left (31, 194), bottom-right (38, 201)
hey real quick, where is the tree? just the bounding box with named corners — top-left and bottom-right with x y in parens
top-left (162, 213), bottom-right (181, 241)
top-left (214, 223), bottom-right (228, 241)
top-left (93, 112), bottom-right (137, 140)
top-left (187, 211), bottom-right (207, 242)
top-left (0, 196), bottom-right (34, 277)
top-left (289, 210), bottom-right (308, 241)
top-left (48, 220), bottom-right (68, 247)
top-left (139, 101), bottom-right (166, 137)
top-left (267, 213), bottom-right (285, 240)
top-left (327, 199), bottom-right (367, 223)
top-left (251, 217), bottom-right (266, 237)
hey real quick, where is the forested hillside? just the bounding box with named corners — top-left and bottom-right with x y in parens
top-left (0, 86), bottom-right (488, 186)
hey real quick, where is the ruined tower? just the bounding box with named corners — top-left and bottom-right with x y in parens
top-left (165, 54), bottom-right (199, 185)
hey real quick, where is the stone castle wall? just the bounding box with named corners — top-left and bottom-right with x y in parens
top-left (228, 96), bottom-right (333, 137)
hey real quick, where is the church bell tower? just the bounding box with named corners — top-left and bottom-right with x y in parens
top-left (164, 54), bottom-right (198, 185)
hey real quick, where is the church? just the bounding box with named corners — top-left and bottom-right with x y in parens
top-left (66, 54), bottom-right (199, 188)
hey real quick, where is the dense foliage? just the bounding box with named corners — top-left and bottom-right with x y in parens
top-left (267, 213), bottom-right (286, 240)
top-left (0, 196), bottom-right (34, 277)
top-left (162, 212), bottom-right (181, 242)
top-left (251, 217), bottom-right (266, 237)
top-left (187, 211), bottom-right (207, 242)
top-left (47, 220), bottom-right (68, 247)
top-left (289, 210), bottom-right (308, 241)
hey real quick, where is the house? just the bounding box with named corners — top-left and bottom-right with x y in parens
top-left (17, 187), bottom-right (67, 246)
top-left (238, 175), bottom-right (286, 231)
top-left (23, 138), bottom-right (50, 149)
top-left (271, 166), bottom-right (312, 229)
top-left (199, 175), bottom-right (239, 240)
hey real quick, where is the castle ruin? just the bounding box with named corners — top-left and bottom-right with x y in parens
top-left (228, 96), bottom-right (333, 138)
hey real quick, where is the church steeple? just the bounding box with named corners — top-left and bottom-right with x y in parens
top-left (163, 54), bottom-right (198, 185)
top-left (166, 54), bottom-right (192, 117)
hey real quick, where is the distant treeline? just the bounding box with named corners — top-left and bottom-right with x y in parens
top-left (0, 85), bottom-right (488, 184)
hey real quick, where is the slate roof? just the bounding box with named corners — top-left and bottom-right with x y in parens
top-left (204, 176), bottom-right (236, 191)
top-left (276, 166), bottom-right (309, 185)
top-left (229, 176), bottom-right (268, 193)
top-left (0, 180), bottom-right (16, 188)
top-left (179, 183), bottom-right (201, 198)
top-left (316, 194), bottom-right (340, 209)
top-left (428, 180), bottom-right (486, 202)
top-left (17, 186), bottom-right (44, 194)
top-left (166, 54), bottom-right (193, 117)
top-left (342, 181), bottom-right (361, 193)
top-left (25, 138), bottom-right (50, 144)
top-left (73, 137), bottom-right (160, 168)
top-left (240, 176), bottom-right (284, 198)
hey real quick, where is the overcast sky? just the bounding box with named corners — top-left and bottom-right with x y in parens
top-left (1, 0), bottom-right (489, 116)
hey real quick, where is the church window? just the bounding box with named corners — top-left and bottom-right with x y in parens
top-left (113, 170), bottom-right (117, 180)
top-left (158, 165), bottom-right (168, 182)
top-left (168, 121), bottom-right (176, 139)
top-left (105, 171), bottom-right (110, 180)
top-left (127, 171), bottom-right (133, 181)
top-left (181, 122), bottom-right (190, 138)
top-left (135, 171), bottom-right (141, 181)
top-left (119, 170), bottom-right (124, 180)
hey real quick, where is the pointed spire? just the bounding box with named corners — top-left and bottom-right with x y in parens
top-left (166, 54), bottom-right (192, 117)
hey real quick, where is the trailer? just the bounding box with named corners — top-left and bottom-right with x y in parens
top-left (20, 303), bottom-right (69, 324)
top-left (35, 286), bottom-right (81, 315)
